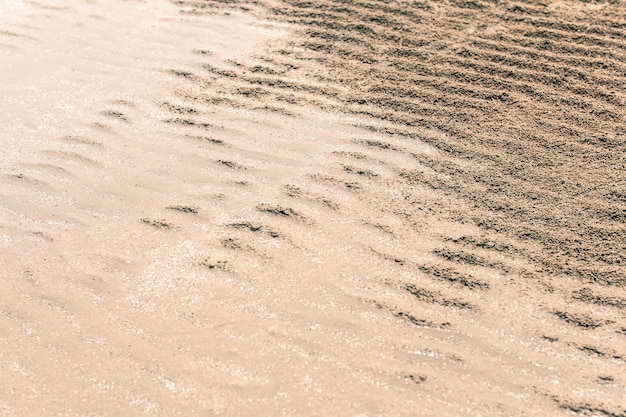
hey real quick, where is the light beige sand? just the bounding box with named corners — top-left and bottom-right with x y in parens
top-left (1, 0), bottom-right (625, 416)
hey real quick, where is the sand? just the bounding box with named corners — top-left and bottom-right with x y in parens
top-left (1, 0), bottom-right (625, 416)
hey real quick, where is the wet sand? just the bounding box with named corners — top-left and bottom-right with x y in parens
top-left (1, 0), bottom-right (625, 416)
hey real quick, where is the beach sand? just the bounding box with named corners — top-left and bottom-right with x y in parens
top-left (1, 0), bottom-right (625, 416)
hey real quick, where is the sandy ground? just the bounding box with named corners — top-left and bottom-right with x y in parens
top-left (1, 0), bottom-right (625, 416)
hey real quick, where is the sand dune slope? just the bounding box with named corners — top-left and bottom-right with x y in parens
top-left (1, 0), bottom-right (625, 416)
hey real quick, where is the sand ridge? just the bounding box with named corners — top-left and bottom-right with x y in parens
top-left (1, 0), bottom-right (625, 416)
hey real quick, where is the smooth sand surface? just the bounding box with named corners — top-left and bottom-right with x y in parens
top-left (1, 0), bottom-right (625, 416)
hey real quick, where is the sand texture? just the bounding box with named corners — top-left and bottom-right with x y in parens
top-left (1, 0), bottom-right (625, 416)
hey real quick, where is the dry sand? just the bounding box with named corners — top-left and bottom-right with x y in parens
top-left (1, 0), bottom-right (625, 416)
